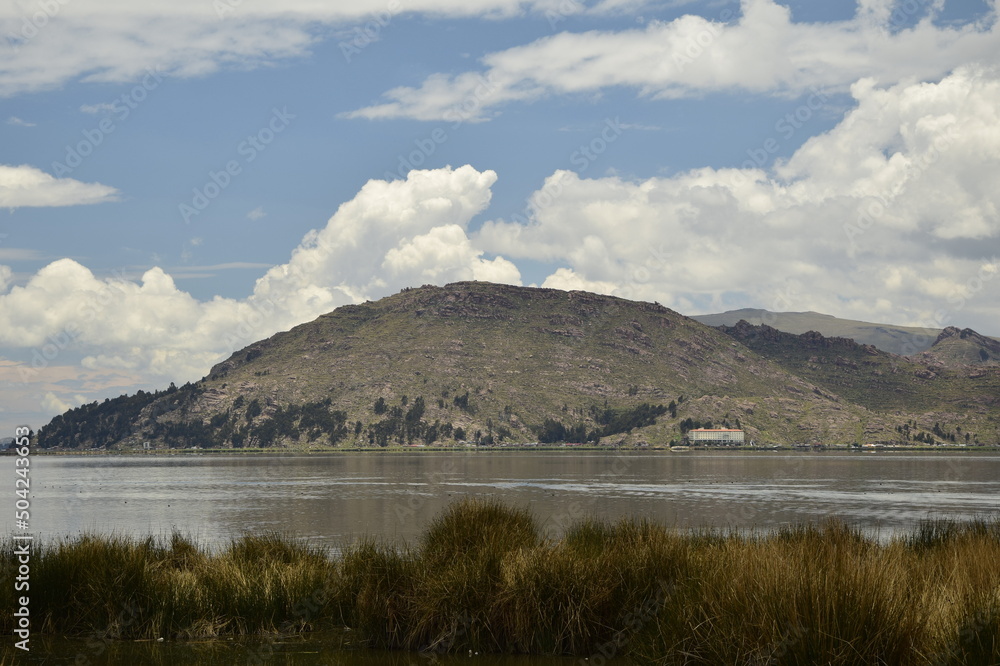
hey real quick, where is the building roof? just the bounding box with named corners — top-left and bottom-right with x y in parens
top-left (689, 428), bottom-right (743, 432)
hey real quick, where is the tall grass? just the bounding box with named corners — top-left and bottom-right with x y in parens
top-left (1, 530), bottom-right (340, 640)
top-left (3, 500), bottom-right (1000, 665)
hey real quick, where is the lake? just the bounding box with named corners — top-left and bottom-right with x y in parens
top-left (9, 449), bottom-right (1000, 547)
top-left (6, 449), bottom-right (1000, 665)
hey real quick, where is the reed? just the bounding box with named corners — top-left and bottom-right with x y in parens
top-left (2, 500), bottom-right (999, 665)
top-left (1, 530), bottom-right (340, 640)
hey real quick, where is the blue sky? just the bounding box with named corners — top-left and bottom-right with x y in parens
top-left (1, 0), bottom-right (999, 434)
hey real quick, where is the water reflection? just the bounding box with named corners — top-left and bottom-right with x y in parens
top-left (7, 450), bottom-right (1000, 549)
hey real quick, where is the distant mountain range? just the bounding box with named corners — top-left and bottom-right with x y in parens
top-left (692, 309), bottom-right (999, 358)
top-left (35, 283), bottom-right (1000, 450)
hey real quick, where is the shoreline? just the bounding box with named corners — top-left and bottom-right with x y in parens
top-left (13, 443), bottom-right (1000, 456)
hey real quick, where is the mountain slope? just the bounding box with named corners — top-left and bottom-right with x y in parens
top-left (716, 321), bottom-right (1000, 445)
top-left (918, 327), bottom-right (1000, 367)
top-left (35, 283), bottom-right (999, 449)
top-left (693, 309), bottom-right (946, 355)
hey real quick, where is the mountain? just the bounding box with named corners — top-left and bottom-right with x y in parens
top-left (918, 326), bottom-right (1000, 367)
top-left (692, 309), bottom-right (947, 355)
top-left (35, 283), bottom-right (1000, 450)
top-left (716, 321), bottom-right (1000, 445)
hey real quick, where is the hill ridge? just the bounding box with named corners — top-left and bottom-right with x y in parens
top-left (34, 283), bottom-right (1000, 450)
top-left (693, 308), bottom-right (999, 356)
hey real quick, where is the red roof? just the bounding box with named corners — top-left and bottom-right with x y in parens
top-left (689, 429), bottom-right (743, 432)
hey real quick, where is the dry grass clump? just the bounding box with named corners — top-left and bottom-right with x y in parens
top-left (1, 530), bottom-right (339, 640)
top-left (635, 522), bottom-right (927, 665)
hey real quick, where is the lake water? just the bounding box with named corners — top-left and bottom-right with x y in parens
top-left (6, 449), bottom-right (1000, 665)
top-left (8, 449), bottom-right (1000, 547)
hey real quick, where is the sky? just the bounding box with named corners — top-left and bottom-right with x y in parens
top-left (1, 0), bottom-right (999, 434)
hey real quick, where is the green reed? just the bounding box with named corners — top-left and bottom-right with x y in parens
top-left (2, 499), bottom-right (998, 665)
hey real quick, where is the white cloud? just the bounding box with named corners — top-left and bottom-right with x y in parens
top-left (0, 0), bottom-right (591, 97)
top-left (41, 392), bottom-right (88, 415)
top-left (382, 224), bottom-right (521, 284)
top-left (5, 116), bottom-right (35, 127)
top-left (79, 103), bottom-right (117, 114)
top-left (477, 67), bottom-right (1000, 332)
top-left (0, 265), bottom-right (11, 294)
top-left (252, 164), bottom-right (518, 319)
top-left (0, 165), bottom-right (520, 400)
top-left (540, 267), bottom-right (620, 294)
top-left (247, 206), bottom-right (266, 220)
top-left (0, 164), bottom-right (119, 208)
top-left (348, 0), bottom-right (1000, 121)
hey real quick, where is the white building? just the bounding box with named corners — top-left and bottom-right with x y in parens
top-left (686, 428), bottom-right (745, 445)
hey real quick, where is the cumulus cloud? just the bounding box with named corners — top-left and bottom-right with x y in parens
top-left (0, 0), bottom-right (590, 96)
top-left (0, 164), bottom-right (119, 208)
top-left (0, 166), bottom-right (519, 396)
top-left (477, 66), bottom-right (1000, 332)
top-left (41, 392), bottom-right (88, 415)
top-left (251, 164), bottom-right (516, 319)
top-left (382, 224), bottom-right (521, 284)
top-left (541, 267), bottom-right (621, 294)
top-left (348, 0), bottom-right (1000, 121)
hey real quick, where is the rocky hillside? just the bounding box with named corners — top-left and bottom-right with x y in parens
top-left (918, 326), bottom-right (1000, 367)
top-left (35, 283), bottom-right (1000, 449)
top-left (717, 321), bottom-right (1000, 445)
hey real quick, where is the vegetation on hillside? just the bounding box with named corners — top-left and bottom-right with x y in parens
top-left (37, 390), bottom-right (678, 449)
top-left (35, 382), bottom-right (197, 449)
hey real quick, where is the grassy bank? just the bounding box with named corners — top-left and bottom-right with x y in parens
top-left (3, 499), bottom-right (1000, 664)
